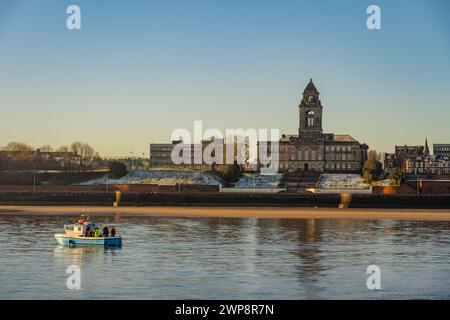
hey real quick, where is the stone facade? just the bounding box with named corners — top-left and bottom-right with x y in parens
top-left (277, 80), bottom-right (368, 173)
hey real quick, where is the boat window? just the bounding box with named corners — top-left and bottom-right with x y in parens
top-left (77, 227), bottom-right (82, 231)
top-left (65, 226), bottom-right (74, 231)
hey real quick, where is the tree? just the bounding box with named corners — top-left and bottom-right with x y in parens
top-left (389, 167), bottom-right (403, 187)
top-left (39, 145), bottom-right (54, 163)
top-left (40, 145), bottom-right (53, 153)
top-left (70, 142), bottom-right (84, 156)
top-left (57, 146), bottom-right (69, 153)
top-left (363, 150), bottom-right (383, 183)
top-left (108, 161), bottom-right (128, 178)
top-left (221, 162), bottom-right (243, 185)
top-left (70, 142), bottom-right (98, 168)
top-left (2, 142), bottom-right (34, 152)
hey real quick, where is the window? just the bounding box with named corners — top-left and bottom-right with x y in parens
top-left (306, 110), bottom-right (315, 127)
top-left (298, 150), bottom-right (302, 160)
top-left (305, 151), bottom-right (309, 161)
top-left (311, 151), bottom-right (316, 161)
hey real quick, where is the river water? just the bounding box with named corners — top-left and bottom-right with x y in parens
top-left (0, 213), bottom-right (449, 299)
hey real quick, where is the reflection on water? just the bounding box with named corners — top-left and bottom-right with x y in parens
top-left (0, 213), bottom-right (450, 299)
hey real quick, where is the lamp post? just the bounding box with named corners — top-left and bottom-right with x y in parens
top-left (130, 151), bottom-right (134, 170)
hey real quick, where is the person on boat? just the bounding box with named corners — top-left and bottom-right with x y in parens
top-left (110, 226), bottom-right (116, 237)
top-left (102, 226), bottom-right (109, 237)
top-left (94, 227), bottom-right (101, 238)
top-left (78, 214), bottom-right (89, 225)
top-left (85, 226), bottom-right (91, 237)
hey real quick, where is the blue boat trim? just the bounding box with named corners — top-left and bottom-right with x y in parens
top-left (55, 234), bottom-right (122, 247)
top-left (54, 216), bottom-right (122, 247)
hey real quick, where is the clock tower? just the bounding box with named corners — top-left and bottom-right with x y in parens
top-left (298, 79), bottom-right (323, 142)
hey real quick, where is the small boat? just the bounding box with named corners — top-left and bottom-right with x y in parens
top-left (54, 215), bottom-right (122, 247)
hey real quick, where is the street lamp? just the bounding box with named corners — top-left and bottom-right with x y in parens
top-left (130, 151), bottom-right (133, 170)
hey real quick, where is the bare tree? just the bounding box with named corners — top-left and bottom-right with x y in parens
top-left (3, 142), bottom-right (34, 152)
top-left (57, 146), bottom-right (69, 153)
top-left (70, 142), bottom-right (84, 156)
top-left (70, 142), bottom-right (98, 169)
top-left (83, 144), bottom-right (95, 162)
top-left (40, 145), bottom-right (54, 153)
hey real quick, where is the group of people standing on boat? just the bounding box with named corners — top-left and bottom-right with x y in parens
top-left (79, 214), bottom-right (117, 238)
top-left (84, 225), bottom-right (116, 238)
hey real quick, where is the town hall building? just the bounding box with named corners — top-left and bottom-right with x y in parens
top-left (277, 80), bottom-right (368, 173)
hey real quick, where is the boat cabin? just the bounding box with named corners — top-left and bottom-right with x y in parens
top-left (64, 223), bottom-right (98, 237)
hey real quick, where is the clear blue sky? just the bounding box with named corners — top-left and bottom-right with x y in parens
top-left (0, 0), bottom-right (449, 157)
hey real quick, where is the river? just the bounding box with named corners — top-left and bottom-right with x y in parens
top-left (1, 213), bottom-right (449, 299)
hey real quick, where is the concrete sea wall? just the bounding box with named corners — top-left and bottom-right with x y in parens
top-left (0, 190), bottom-right (449, 209)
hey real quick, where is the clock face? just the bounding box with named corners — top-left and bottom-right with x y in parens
top-left (307, 95), bottom-right (314, 103)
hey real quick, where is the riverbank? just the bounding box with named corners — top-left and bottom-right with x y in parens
top-left (2, 205), bottom-right (450, 220)
top-left (1, 191), bottom-right (450, 209)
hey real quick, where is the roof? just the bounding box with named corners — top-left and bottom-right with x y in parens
top-left (333, 135), bottom-right (357, 142)
top-left (303, 79), bottom-right (319, 94)
top-left (64, 222), bottom-right (97, 227)
top-left (280, 134), bottom-right (297, 142)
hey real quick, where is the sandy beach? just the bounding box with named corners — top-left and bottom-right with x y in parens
top-left (1, 205), bottom-right (450, 220)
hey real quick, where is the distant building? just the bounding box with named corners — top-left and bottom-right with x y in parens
top-left (433, 144), bottom-right (450, 158)
top-left (273, 80), bottom-right (368, 173)
top-left (384, 140), bottom-right (429, 173)
top-left (395, 144), bottom-right (428, 167)
top-left (384, 153), bottom-right (395, 172)
top-left (149, 140), bottom-right (185, 168)
top-left (151, 80), bottom-right (370, 173)
top-left (385, 139), bottom-right (450, 176)
top-left (149, 138), bottom-right (240, 170)
top-left (404, 155), bottom-right (450, 175)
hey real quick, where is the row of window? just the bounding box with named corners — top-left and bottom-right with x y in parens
top-left (325, 163), bottom-right (355, 170)
top-left (150, 153), bottom-right (172, 158)
top-left (279, 162), bottom-right (356, 170)
top-left (326, 145), bottom-right (354, 152)
top-left (406, 169), bottom-right (450, 174)
top-left (406, 162), bottom-right (450, 168)
top-left (281, 153), bottom-right (355, 161)
top-left (326, 154), bottom-right (354, 161)
top-left (292, 150), bottom-right (320, 161)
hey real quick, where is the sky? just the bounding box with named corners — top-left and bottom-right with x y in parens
top-left (0, 0), bottom-right (449, 157)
